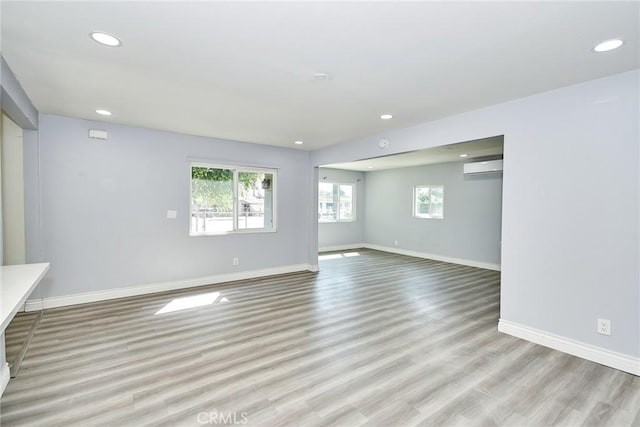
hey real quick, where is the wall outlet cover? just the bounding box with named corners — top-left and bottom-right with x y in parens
top-left (597, 318), bottom-right (611, 336)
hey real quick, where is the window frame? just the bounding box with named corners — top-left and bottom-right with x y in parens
top-left (318, 181), bottom-right (356, 223)
top-left (189, 162), bottom-right (278, 236)
top-left (413, 185), bottom-right (444, 219)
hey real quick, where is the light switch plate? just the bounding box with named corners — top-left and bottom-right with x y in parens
top-left (166, 210), bottom-right (177, 219)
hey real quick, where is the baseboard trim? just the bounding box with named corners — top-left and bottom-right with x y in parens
top-left (1, 362), bottom-right (10, 397)
top-left (318, 243), bottom-right (366, 253)
top-left (25, 264), bottom-right (315, 312)
top-left (499, 319), bottom-right (640, 376)
top-left (363, 243), bottom-right (501, 271)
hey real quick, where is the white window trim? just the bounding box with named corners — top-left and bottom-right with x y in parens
top-left (413, 185), bottom-right (444, 219)
top-left (318, 181), bottom-right (357, 223)
top-left (189, 162), bottom-right (278, 236)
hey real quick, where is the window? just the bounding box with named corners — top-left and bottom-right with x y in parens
top-left (190, 163), bottom-right (276, 235)
top-left (413, 185), bottom-right (444, 219)
top-left (318, 182), bottom-right (355, 222)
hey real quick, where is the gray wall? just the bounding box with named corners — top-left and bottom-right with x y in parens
top-left (311, 70), bottom-right (639, 358)
top-left (364, 162), bottom-right (502, 265)
top-left (317, 167), bottom-right (365, 249)
top-left (27, 115), bottom-right (312, 298)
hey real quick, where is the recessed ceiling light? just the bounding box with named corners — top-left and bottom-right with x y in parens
top-left (593, 39), bottom-right (623, 52)
top-left (90, 32), bottom-right (122, 47)
top-left (367, 166), bottom-right (373, 169)
top-left (294, 140), bottom-right (304, 145)
top-left (380, 114), bottom-right (393, 120)
top-left (460, 154), bottom-right (469, 158)
top-left (96, 109), bottom-right (112, 116)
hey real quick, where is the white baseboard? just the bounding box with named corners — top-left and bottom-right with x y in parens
top-left (363, 243), bottom-right (501, 271)
top-left (318, 243), bottom-right (366, 253)
top-left (1, 362), bottom-right (10, 397)
top-left (499, 319), bottom-right (640, 376)
top-left (25, 264), bottom-right (315, 312)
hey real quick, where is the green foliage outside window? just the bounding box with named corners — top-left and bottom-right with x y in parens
top-left (191, 167), bottom-right (260, 214)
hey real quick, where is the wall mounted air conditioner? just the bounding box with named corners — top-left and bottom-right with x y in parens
top-left (463, 159), bottom-right (503, 175)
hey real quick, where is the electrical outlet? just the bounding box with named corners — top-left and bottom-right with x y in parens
top-left (597, 318), bottom-right (611, 336)
top-left (233, 257), bottom-right (239, 266)
top-left (394, 240), bottom-right (399, 247)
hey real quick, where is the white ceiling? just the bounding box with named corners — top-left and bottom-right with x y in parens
top-left (2, 2), bottom-right (638, 150)
top-left (323, 135), bottom-right (504, 171)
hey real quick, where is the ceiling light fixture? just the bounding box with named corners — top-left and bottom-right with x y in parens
top-left (90, 32), bottom-right (122, 47)
top-left (294, 140), bottom-right (304, 145)
top-left (380, 114), bottom-right (393, 120)
top-left (593, 39), bottom-right (623, 52)
top-left (367, 166), bottom-right (373, 169)
top-left (460, 154), bottom-right (469, 158)
top-left (96, 109), bottom-right (112, 116)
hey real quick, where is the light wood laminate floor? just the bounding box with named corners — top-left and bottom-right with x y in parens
top-left (1, 249), bottom-right (639, 426)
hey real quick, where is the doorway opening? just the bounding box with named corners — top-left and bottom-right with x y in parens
top-left (316, 135), bottom-right (504, 272)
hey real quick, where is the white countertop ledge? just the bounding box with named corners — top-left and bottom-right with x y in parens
top-left (0, 263), bottom-right (50, 332)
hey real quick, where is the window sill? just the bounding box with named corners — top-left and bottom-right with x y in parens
top-left (190, 229), bottom-right (277, 237)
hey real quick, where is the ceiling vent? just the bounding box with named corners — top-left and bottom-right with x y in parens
top-left (463, 159), bottom-right (503, 175)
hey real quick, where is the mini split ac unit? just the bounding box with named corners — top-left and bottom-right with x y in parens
top-left (463, 159), bottom-right (503, 175)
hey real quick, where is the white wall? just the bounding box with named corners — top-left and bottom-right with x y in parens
top-left (1, 114), bottom-right (26, 265)
top-left (311, 70), bottom-right (640, 362)
top-left (0, 333), bottom-right (6, 394)
top-left (22, 129), bottom-right (41, 265)
top-left (318, 167), bottom-right (365, 249)
top-left (26, 115), bottom-right (313, 299)
top-left (364, 161), bottom-right (502, 267)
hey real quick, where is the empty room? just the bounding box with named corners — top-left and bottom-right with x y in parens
top-left (0, 1), bottom-right (638, 426)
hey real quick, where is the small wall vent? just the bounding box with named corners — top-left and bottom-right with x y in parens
top-left (89, 129), bottom-right (108, 140)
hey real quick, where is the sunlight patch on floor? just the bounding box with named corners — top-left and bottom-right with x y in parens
top-left (319, 251), bottom-right (360, 260)
top-left (155, 291), bottom-right (228, 315)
